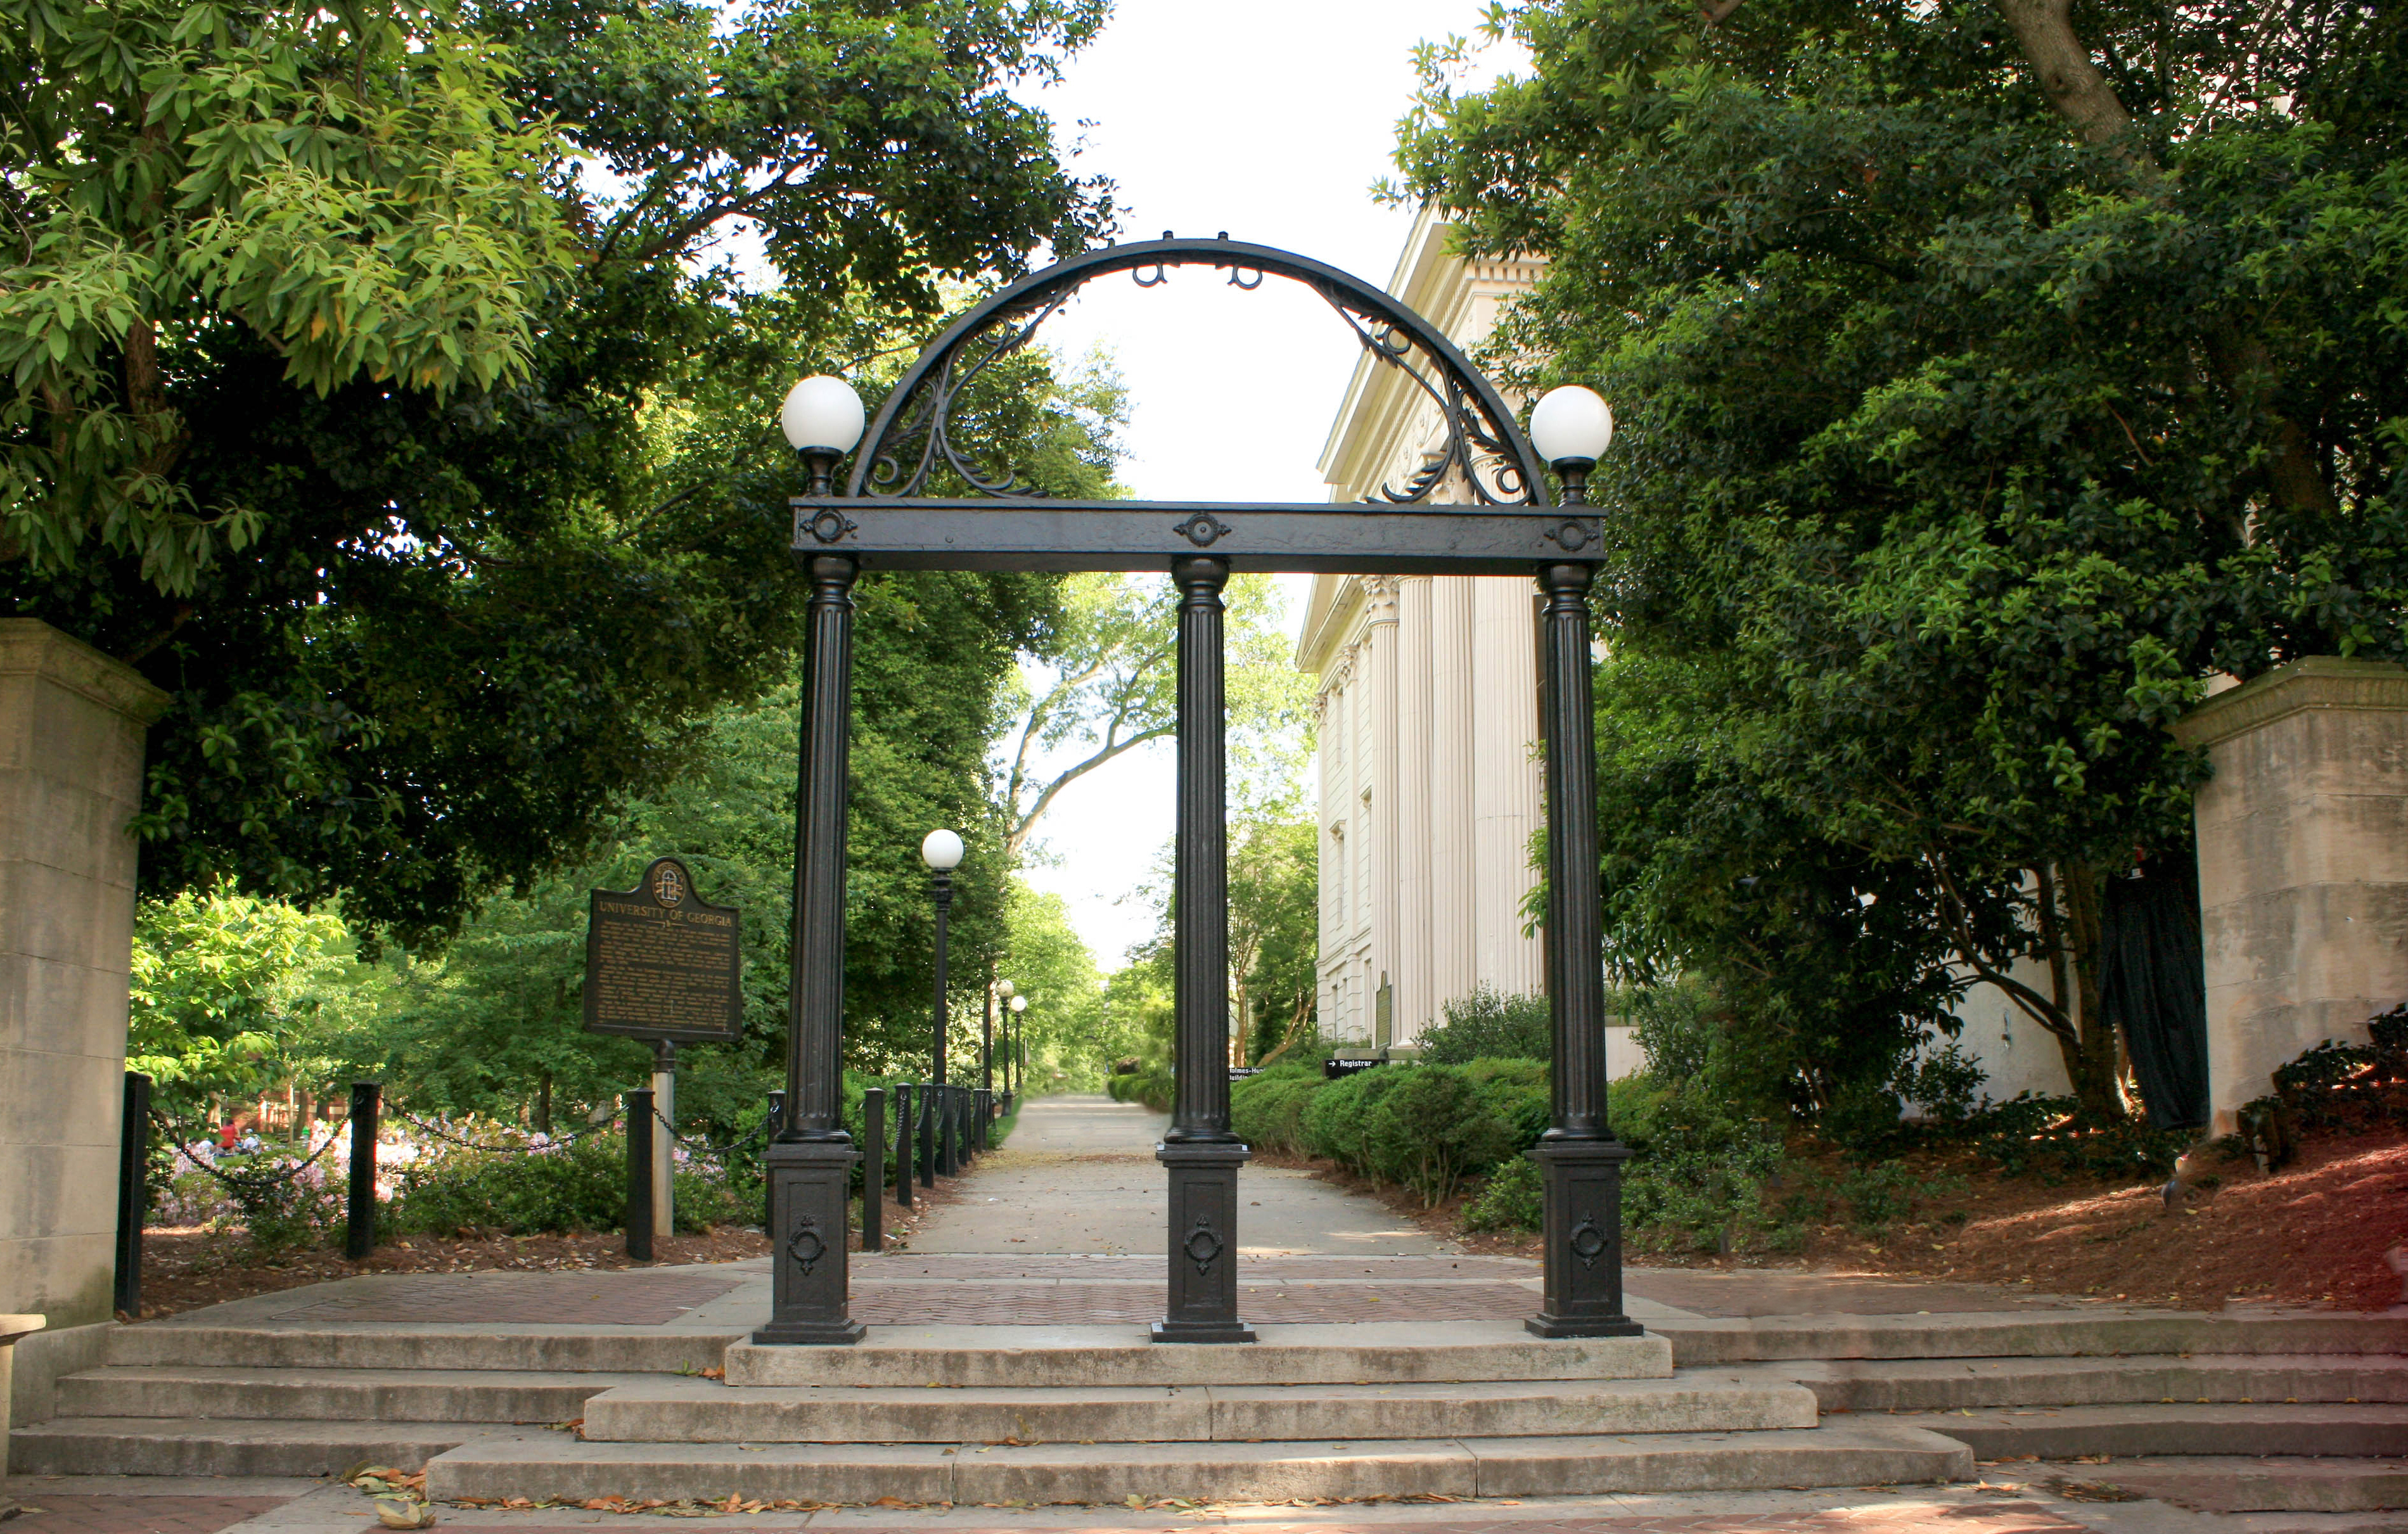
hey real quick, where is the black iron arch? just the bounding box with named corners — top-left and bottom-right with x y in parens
top-left (845, 234), bottom-right (1552, 510)
top-left (757, 235), bottom-right (1635, 1355)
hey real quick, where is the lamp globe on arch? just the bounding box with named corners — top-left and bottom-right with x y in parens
top-left (779, 375), bottom-right (866, 456)
top-left (1529, 385), bottom-right (1615, 468)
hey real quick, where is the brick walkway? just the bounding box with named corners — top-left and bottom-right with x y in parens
top-left (267, 1270), bottom-right (743, 1324)
top-left (0, 1496), bottom-right (291, 1534)
top-left (400, 1506), bottom-right (2081, 1534)
top-left (850, 1281), bottom-right (1539, 1325)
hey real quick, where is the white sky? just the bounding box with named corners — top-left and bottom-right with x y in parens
top-left (999, 0), bottom-right (1521, 967)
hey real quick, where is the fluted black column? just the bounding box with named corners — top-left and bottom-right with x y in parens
top-left (759, 552), bottom-right (865, 1345)
top-left (1155, 554), bottom-right (1252, 1343)
top-left (1527, 561), bottom-right (1643, 1339)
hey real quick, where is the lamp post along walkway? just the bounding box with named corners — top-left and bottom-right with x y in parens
top-left (752, 236), bottom-right (1633, 1346)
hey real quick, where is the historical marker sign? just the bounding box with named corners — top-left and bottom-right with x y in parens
top-left (583, 857), bottom-right (744, 1044)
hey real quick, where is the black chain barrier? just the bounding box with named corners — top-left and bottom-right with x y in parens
top-left (386, 1106), bottom-right (621, 1156)
top-left (152, 1109), bottom-right (352, 1193)
top-left (651, 1103), bottom-right (776, 1163)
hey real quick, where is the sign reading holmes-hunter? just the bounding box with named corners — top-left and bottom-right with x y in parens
top-left (583, 857), bottom-right (743, 1044)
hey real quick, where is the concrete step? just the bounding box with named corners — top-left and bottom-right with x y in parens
top-left (722, 1326), bottom-right (1671, 1388)
top-left (578, 1375), bottom-right (1818, 1444)
top-left (2035, 1455), bottom-right (2408, 1513)
top-left (423, 1420), bottom-right (1974, 1503)
top-left (106, 1326), bottom-right (731, 1375)
top-left (54, 1366), bottom-right (641, 1424)
top-left (1885, 1403), bottom-right (2408, 1457)
top-left (1660, 1312), bottom-right (2408, 1365)
top-left (8, 1417), bottom-right (514, 1478)
top-left (1746, 1355), bottom-right (2408, 1412)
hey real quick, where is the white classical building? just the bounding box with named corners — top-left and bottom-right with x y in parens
top-left (1295, 209), bottom-right (2069, 1099)
top-left (1296, 210), bottom-right (1553, 1051)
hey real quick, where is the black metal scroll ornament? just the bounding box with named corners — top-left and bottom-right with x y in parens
top-left (1183, 1216), bottom-right (1224, 1277)
top-left (848, 236), bottom-right (1549, 509)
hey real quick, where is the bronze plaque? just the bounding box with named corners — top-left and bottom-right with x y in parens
top-left (582, 857), bottom-right (743, 1044)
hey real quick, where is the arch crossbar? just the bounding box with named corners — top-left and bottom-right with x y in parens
top-left (846, 236), bottom-right (1550, 509)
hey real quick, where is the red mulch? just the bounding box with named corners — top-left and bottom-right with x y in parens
top-left (1297, 1127), bottom-right (2408, 1312)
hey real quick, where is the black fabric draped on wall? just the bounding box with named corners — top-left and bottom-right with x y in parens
top-left (2097, 856), bottom-right (2211, 1130)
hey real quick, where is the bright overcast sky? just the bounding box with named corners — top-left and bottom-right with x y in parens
top-left (998, 0), bottom-right (1521, 969)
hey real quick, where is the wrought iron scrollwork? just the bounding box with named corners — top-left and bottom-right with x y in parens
top-left (842, 238), bottom-right (1551, 509)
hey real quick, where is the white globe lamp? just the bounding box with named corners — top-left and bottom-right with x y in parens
top-left (919, 828), bottom-right (964, 871)
top-left (779, 375), bottom-right (866, 456)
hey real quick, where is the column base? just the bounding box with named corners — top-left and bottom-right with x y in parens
top-left (1153, 1141), bottom-right (1253, 1344)
top-left (752, 1317), bottom-right (868, 1345)
top-left (757, 1139), bottom-right (864, 1346)
top-left (1150, 1319), bottom-right (1257, 1344)
top-left (1526, 1139), bottom-right (1645, 1339)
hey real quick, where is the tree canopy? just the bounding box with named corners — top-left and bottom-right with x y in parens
top-left (3, 0), bottom-right (1117, 947)
top-left (1398, 0), bottom-right (2408, 1116)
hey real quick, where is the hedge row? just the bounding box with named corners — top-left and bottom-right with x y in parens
top-left (1230, 1059), bottom-right (1549, 1207)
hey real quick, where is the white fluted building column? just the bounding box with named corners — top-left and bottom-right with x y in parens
top-left (1362, 580), bottom-right (1400, 1047)
top-left (1471, 575), bottom-right (1545, 995)
top-left (1426, 578), bottom-right (1477, 1020)
top-left (1393, 577), bottom-right (1435, 1040)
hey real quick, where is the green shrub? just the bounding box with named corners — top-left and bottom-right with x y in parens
top-left (1417, 988), bottom-right (1550, 1064)
top-left (385, 1128), bottom-right (751, 1238)
top-left (1302, 1063), bottom-right (1405, 1170)
top-left (1299, 1060), bottom-right (1551, 1206)
top-left (1605, 1071), bottom-right (1679, 1149)
top-left (1230, 1064), bottom-right (1323, 1154)
top-left (1462, 1156), bottom-right (1542, 1232)
top-left (1108, 1064), bottom-right (1175, 1112)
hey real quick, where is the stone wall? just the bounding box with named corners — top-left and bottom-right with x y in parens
top-left (2173, 657), bottom-right (2408, 1133)
top-left (0, 620), bottom-right (167, 1331)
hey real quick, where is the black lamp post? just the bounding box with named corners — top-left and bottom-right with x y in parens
top-left (757, 374), bottom-right (869, 1346)
top-left (1522, 384), bottom-right (1643, 1339)
top-left (1008, 992), bottom-right (1026, 1097)
top-left (922, 828), bottom-right (963, 1177)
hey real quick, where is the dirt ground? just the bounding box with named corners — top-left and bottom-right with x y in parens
top-left (1328, 1126), bottom-right (2408, 1313)
top-left (131, 1123), bottom-right (2407, 1320)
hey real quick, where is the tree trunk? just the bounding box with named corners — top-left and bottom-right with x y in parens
top-left (2040, 861), bottom-right (2125, 1121)
top-left (535, 1071), bottom-right (553, 1135)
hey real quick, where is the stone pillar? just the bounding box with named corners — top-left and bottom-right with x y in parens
top-left (1, 1314), bottom-right (43, 1507)
top-left (1393, 578), bottom-right (1435, 1040)
top-left (1, 621), bottom-right (167, 1340)
top-left (2171, 657), bottom-right (2408, 1134)
top-left (1426, 580), bottom-right (1476, 1018)
top-left (1471, 577), bottom-right (1544, 995)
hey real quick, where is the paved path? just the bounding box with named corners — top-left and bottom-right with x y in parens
top-left (896, 1094), bottom-right (1451, 1258)
top-left (0, 1473), bottom-right (2191, 1534)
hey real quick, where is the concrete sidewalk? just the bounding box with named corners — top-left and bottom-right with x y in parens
top-left (900, 1094), bottom-right (1445, 1259)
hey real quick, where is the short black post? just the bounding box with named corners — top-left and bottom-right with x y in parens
top-left (861, 1087), bottom-right (885, 1253)
top-left (894, 1083), bottom-right (914, 1209)
top-left (345, 1082), bottom-right (380, 1261)
top-left (626, 1087), bottom-right (655, 1262)
top-left (1155, 554), bottom-right (1253, 1343)
top-left (918, 1082), bottom-right (935, 1189)
top-left (763, 1090), bottom-right (786, 1230)
top-left (114, 1072), bottom-right (150, 1317)
top-left (1527, 557), bottom-right (1643, 1338)
top-left (758, 549), bottom-right (866, 1346)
